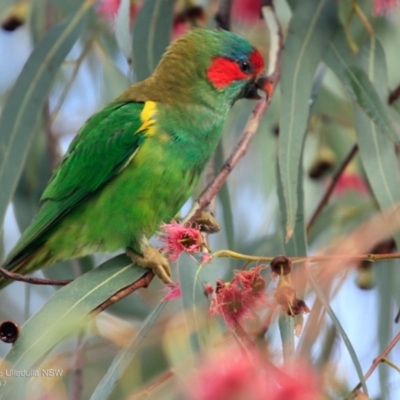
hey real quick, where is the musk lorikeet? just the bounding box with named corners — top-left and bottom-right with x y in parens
top-left (0, 28), bottom-right (270, 287)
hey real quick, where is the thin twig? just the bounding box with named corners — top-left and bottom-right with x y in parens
top-left (0, 266), bottom-right (71, 285)
top-left (51, 33), bottom-right (95, 125)
top-left (183, 3), bottom-right (283, 226)
top-left (350, 330), bottom-right (400, 395)
top-left (0, 265), bottom-right (154, 318)
top-left (213, 249), bottom-right (400, 264)
top-left (184, 100), bottom-right (269, 226)
top-left (92, 271), bottom-right (154, 315)
top-left (4, 246), bottom-right (400, 288)
top-left (307, 143), bottom-right (359, 233)
top-left (215, 0), bottom-right (233, 30)
top-left (381, 357), bottom-right (400, 374)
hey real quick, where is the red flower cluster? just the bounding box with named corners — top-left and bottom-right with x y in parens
top-left (373, 0), bottom-right (400, 15)
top-left (96, 0), bottom-right (206, 39)
top-left (96, 0), bottom-right (139, 23)
top-left (163, 283), bottom-right (182, 301)
top-left (232, 0), bottom-right (262, 23)
top-left (159, 222), bottom-right (203, 261)
top-left (332, 173), bottom-right (368, 197)
top-left (186, 348), bottom-right (322, 400)
top-left (210, 266), bottom-right (266, 327)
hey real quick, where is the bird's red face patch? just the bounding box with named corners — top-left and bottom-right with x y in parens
top-left (249, 50), bottom-right (264, 75)
top-left (207, 49), bottom-right (264, 90)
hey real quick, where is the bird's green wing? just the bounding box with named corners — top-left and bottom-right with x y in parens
top-left (7, 100), bottom-right (155, 262)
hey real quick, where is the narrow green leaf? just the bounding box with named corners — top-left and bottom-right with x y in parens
top-left (277, 144), bottom-right (308, 361)
top-left (179, 254), bottom-right (219, 355)
top-left (376, 260), bottom-right (394, 399)
top-left (353, 37), bottom-right (400, 247)
top-left (2, 255), bottom-right (145, 395)
top-left (0, 6), bottom-right (89, 226)
top-left (90, 300), bottom-right (167, 400)
top-left (278, 313), bottom-right (294, 362)
top-left (115, 0), bottom-right (132, 63)
top-left (306, 267), bottom-right (368, 396)
top-left (324, 31), bottom-right (398, 142)
top-left (132, 0), bottom-right (174, 81)
top-left (12, 114), bottom-right (51, 232)
top-left (0, 0), bottom-right (14, 16)
top-left (179, 257), bottom-right (203, 354)
top-left (276, 157), bottom-right (307, 257)
top-left (215, 142), bottom-right (235, 250)
top-left (278, 0), bottom-right (338, 239)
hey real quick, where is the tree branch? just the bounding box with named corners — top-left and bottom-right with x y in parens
top-left (183, 3), bottom-right (283, 226)
top-left (350, 330), bottom-right (400, 395)
top-left (307, 143), bottom-right (359, 234)
top-left (0, 266), bottom-right (71, 286)
top-left (92, 270), bottom-right (155, 315)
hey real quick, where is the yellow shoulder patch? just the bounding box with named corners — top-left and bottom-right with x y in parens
top-left (135, 101), bottom-right (157, 137)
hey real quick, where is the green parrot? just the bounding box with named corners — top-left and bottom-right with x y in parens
top-left (0, 29), bottom-right (269, 288)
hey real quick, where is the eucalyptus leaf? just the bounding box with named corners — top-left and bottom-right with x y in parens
top-left (278, 0), bottom-right (338, 240)
top-left (12, 114), bottom-right (52, 232)
top-left (306, 267), bottom-right (368, 395)
top-left (324, 31), bottom-right (398, 142)
top-left (2, 254), bottom-right (147, 399)
top-left (132, 0), bottom-right (174, 81)
top-left (215, 142), bottom-right (235, 251)
top-left (276, 156), bottom-right (307, 257)
top-left (115, 0), bottom-right (132, 63)
top-left (179, 254), bottom-right (219, 355)
top-left (376, 260), bottom-right (394, 399)
top-left (90, 300), bottom-right (167, 400)
top-left (0, 7), bottom-right (89, 226)
top-left (353, 37), bottom-right (400, 247)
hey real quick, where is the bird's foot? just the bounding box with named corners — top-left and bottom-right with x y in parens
top-left (126, 246), bottom-right (172, 284)
top-left (193, 211), bottom-right (220, 234)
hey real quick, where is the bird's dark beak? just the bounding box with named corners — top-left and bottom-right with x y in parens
top-left (244, 75), bottom-right (274, 100)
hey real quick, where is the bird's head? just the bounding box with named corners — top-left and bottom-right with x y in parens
top-left (151, 29), bottom-right (271, 108)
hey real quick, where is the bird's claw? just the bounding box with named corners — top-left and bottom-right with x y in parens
top-left (126, 246), bottom-right (172, 284)
top-left (194, 211), bottom-right (220, 234)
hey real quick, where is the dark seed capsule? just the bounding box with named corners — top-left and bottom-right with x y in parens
top-left (272, 124), bottom-right (279, 136)
top-left (308, 159), bottom-right (335, 180)
top-left (270, 256), bottom-right (292, 276)
top-left (1, 16), bottom-right (24, 31)
top-left (0, 320), bottom-right (20, 343)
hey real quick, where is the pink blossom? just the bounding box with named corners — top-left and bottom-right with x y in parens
top-left (158, 222), bottom-right (203, 261)
top-left (172, 6), bottom-right (206, 40)
top-left (96, 0), bottom-right (140, 23)
top-left (233, 265), bottom-right (265, 295)
top-left (232, 0), bottom-right (262, 23)
top-left (209, 268), bottom-right (266, 328)
top-left (163, 283), bottom-right (181, 301)
top-left (204, 283), bottom-right (214, 296)
top-left (332, 173), bottom-right (369, 197)
top-left (185, 348), bottom-right (322, 400)
top-left (373, 0), bottom-right (400, 15)
top-left (267, 363), bottom-right (322, 400)
top-left (201, 252), bottom-right (213, 265)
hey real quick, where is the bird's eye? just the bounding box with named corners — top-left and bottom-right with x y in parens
top-left (239, 60), bottom-right (251, 74)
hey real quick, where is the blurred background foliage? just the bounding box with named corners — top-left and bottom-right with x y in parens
top-left (1, 0), bottom-right (400, 399)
